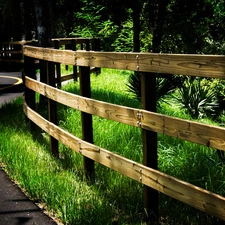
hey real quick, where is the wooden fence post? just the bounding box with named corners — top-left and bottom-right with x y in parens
top-left (93, 38), bottom-right (100, 51)
top-left (65, 44), bottom-right (71, 71)
top-left (79, 65), bottom-right (95, 183)
top-left (54, 40), bottom-right (61, 88)
top-left (71, 39), bottom-right (78, 81)
top-left (92, 39), bottom-right (101, 75)
top-left (24, 55), bottom-right (36, 133)
top-left (80, 43), bottom-right (84, 50)
top-left (141, 72), bottom-right (159, 220)
top-left (85, 39), bottom-right (90, 51)
top-left (47, 61), bottom-right (59, 157)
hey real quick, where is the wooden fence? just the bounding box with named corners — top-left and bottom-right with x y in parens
top-left (51, 38), bottom-right (100, 88)
top-left (0, 38), bottom-right (100, 85)
top-left (0, 41), bottom-right (31, 69)
top-left (23, 45), bottom-right (225, 221)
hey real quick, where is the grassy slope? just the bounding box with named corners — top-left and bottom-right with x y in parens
top-left (0, 68), bottom-right (225, 224)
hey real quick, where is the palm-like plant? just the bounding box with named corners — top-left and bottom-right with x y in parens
top-left (127, 72), bottom-right (184, 104)
top-left (175, 77), bottom-right (220, 119)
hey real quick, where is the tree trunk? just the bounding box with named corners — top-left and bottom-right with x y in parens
top-left (33, 0), bottom-right (52, 47)
top-left (21, 0), bottom-right (35, 40)
top-left (132, 0), bottom-right (140, 52)
top-left (11, 0), bottom-right (22, 40)
top-left (151, 0), bottom-right (169, 53)
top-left (33, 0), bottom-right (53, 104)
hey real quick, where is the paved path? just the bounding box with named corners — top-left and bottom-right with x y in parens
top-left (0, 169), bottom-right (57, 225)
top-left (0, 72), bottom-right (24, 106)
top-left (0, 72), bottom-right (59, 224)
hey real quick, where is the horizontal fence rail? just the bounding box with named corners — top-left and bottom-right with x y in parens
top-left (23, 45), bottom-right (225, 221)
top-left (0, 38), bottom-right (99, 61)
top-left (0, 41), bottom-right (30, 65)
top-left (0, 38), bottom-right (100, 86)
top-left (23, 92), bottom-right (225, 221)
top-left (25, 76), bottom-right (225, 151)
top-left (23, 46), bottom-right (225, 78)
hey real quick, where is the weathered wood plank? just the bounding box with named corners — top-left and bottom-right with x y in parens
top-left (23, 101), bottom-right (225, 221)
top-left (23, 46), bottom-right (75, 65)
top-left (75, 51), bottom-right (225, 78)
top-left (25, 77), bottom-right (225, 151)
top-left (23, 46), bottom-right (225, 78)
top-left (141, 111), bottom-right (225, 150)
top-left (25, 76), bottom-right (138, 126)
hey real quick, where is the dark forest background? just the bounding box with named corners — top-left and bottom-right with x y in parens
top-left (0, 0), bottom-right (225, 54)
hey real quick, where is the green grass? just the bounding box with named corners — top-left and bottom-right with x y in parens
top-left (0, 68), bottom-right (225, 224)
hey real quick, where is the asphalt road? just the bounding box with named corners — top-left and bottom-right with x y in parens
top-left (0, 73), bottom-right (59, 225)
top-left (0, 72), bottom-right (24, 107)
top-left (0, 169), bottom-right (57, 225)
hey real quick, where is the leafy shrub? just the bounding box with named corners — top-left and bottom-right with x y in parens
top-left (70, 2), bottom-right (119, 51)
top-left (215, 79), bottom-right (225, 114)
top-left (174, 77), bottom-right (220, 119)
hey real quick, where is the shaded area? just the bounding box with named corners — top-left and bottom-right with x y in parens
top-left (0, 169), bottom-right (57, 225)
top-left (0, 72), bottom-right (58, 225)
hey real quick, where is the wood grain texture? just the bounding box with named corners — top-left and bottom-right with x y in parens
top-left (52, 38), bottom-right (95, 45)
top-left (23, 100), bottom-right (225, 221)
top-left (141, 111), bottom-right (225, 151)
top-left (75, 51), bottom-right (225, 78)
top-left (23, 46), bottom-right (225, 77)
top-left (25, 77), bottom-right (225, 151)
top-left (23, 46), bottom-right (75, 65)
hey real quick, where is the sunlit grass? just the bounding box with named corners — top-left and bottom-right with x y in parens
top-left (0, 69), bottom-right (225, 224)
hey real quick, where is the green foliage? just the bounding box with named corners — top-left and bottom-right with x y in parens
top-left (140, 32), bottom-right (153, 52)
top-left (112, 20), bottom-right (134, 52)
top-left (215, 79), bottom-right (225, 112)
top-left (127, 72), bottom-right (184, 104)
top-left (214, 79), bottom-right (225, 129)
top-left (0, 69), bottom-right (225, 224)
top-left (174, 78), bottom-right (220, 119)
top-left (1, 0), bottom-right (225, 55)
top-left (70, 1), bottom-right (119, 51)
